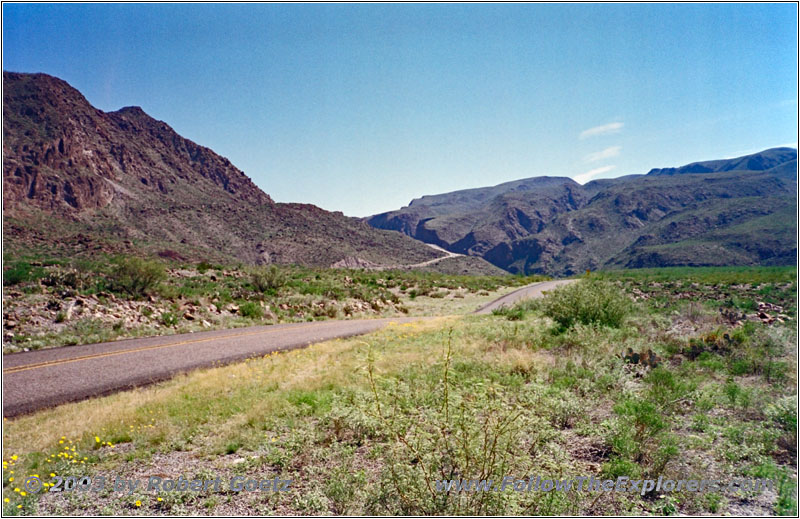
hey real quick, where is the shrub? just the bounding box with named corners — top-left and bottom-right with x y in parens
top-left (3, 262), bottom-right (45, 286)
top-left (42, 267), bottom-right (83, 289)
top-left (645, 367), bottom-right (696, 410)
top-left (239, 301), bottom-right (263, 319)
top-left (250, 265), bottom-right (287, 294)
top-left (160, 312), bottom-right (179, 327)
top-left (108, 257), bottom-right (166, 298)
top-left (766, 396), bottom-right (797, 436)
top-left (539, 280), bottom-right (632, 329)
top-left (492, 306), bottom-right (526, 321)
top-left (601, 457), bottom-right (641, 480)
top-left (611, 397), bottom-right (669, 469)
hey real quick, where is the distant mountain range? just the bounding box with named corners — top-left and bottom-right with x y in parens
top-left (367, 148), bottom-right (797, 275)
top-left (4, 72), bottom-right (795, 277)
top-left (2, 72), bottom-right (452, 268)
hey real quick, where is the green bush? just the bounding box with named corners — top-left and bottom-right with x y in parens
top-left (196, 260), bottom-right (214, 274)
top-left (250, 265), bottom-right (287, 294)
top-left (239, 301), bottom-right (263, 319)
top-left (108, 257), bottom-right (166, 298)
top-left (3, 262), bottom-right (45, 286)
top-left (160, 312), bottom-right (179, 327)
top-left (539, 280), bottom-right (632, 329)
top-left (601, 457), bottom-right (642, 480)
top-left (611, 397), bottom-right (667, 464)
top-left (492, 306), bottom-right (526, 321)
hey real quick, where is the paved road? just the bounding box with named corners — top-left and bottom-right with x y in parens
top-left (3, 279), bottom-right (574, 417)
top-left (473, 279), bottom-right (576, 314)
top-left (371, 243), bottom-right (463, 270)
top-left (2, 318), bottom-right (420, 417)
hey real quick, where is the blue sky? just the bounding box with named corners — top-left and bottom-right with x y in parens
top-left (3, 3), bottom-right (797, 216)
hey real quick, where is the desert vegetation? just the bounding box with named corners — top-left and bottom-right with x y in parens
top-left (2, 254), bottom-right (545, 353)
top-left (2, 266), bottom-right (795, 515)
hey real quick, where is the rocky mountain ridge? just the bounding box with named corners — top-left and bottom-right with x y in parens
top-left (368, 148), bottom-right (797, 275)
top-left (3, 71), bottom-right (448, 268)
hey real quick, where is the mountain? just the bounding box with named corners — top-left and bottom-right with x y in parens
top-left (2, 71), bottom-right (449, 268)
top-left (367, 149), bottom-right (797, 275)
top-left (645, 147), bottom-right (798, 176)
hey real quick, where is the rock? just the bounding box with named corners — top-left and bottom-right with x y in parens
top-left (227, 304), bottom-right (239, 313)
top-left (201, 320), bottom-right (211, 328)
top-left (209, 304), bottom-right (218, 313)
top-left (5, 320), bottom-right (17, 329)
top-left (183, 312), bottom-right (195, 321)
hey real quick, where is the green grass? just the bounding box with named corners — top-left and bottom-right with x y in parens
top-left (593, 265), bottom-right (795, 285)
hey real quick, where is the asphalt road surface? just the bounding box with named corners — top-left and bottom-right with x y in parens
top-left (473, 279), bottom-right (576, 314)
top-left (3, 280), bottom-right (574, 417)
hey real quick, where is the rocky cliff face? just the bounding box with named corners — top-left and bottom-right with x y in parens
top-left (3, 72), bottom-right (272, 215)
top-left (368, 149), bottom-right (797, 275)
top-left (3, 72), bottom-right (443, 267)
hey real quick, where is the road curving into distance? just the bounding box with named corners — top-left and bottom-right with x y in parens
top-left (3, 279), bottom-right (575, 417)
top-left (473, 278), bottom-right (576, 315)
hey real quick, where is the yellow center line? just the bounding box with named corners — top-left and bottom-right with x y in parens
top-left (3, 322), bottom-right (324, 375)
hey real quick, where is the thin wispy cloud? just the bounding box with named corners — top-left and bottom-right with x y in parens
top-left (573, 165), bottom-right (615, 185)
top-left (580, 122), bottom-right (623, 139)
top-left (584, 146), bottom-right (621, 163)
